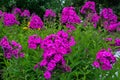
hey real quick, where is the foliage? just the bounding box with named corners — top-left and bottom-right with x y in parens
top-left (0, 1), bottom-right (120, 80)
top-left (0, 20), bottom-right (120, 79)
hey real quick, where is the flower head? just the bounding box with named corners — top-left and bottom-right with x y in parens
top-left (44, 9), bottom-right (56, 18)
top-left (33, 30), bottom-right (76, 79)
top-left (44, 71), bottom-right (51, 79)
top-left (93, 48), bottom-right (116, 70)
top-left (0, 36), bottom-right (24, 59)
top-left (29, 15), bottom-right (44, 29)
top-left (80, 1), bottom-right (96, 14)
top-left (13, 7), bottom-right (22, 15)
top-left (21, 10), bottom-right (30, 17)
top-left (61, 6), bottom-right (81, 30)
top-left (3, 13), bottom-right (19, 26)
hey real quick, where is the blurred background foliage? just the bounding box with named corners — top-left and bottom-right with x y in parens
top-left (0, 0), bottom-right (120, 18)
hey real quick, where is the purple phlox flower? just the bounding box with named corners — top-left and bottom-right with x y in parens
top-left (0, 36), bottom-right (24, 59)
top-left (100, 8), bottom-right (114, 19)
top-left (34, 30), bottom-right (76, 79)
top-left (3, 13), bottom-right (19, 26)
top-left (21, 9), bottom-right (30, 17)
top-left (106, 23), bottom-right (118, 32)
top-left (47, 60), bottom-right (56, 71)
top-left (11, 40), bottom-right (22, 50)
top-left (43, 49), bottom-right (56, 58)
top-left (29, 15), bottom-right (44, 29)
top-left (99, 58), bottom-right (112, 70)
top-left (103, 21), bottom-right (109, 28)
top-left (90, 13), bottom-right (100, 28)
top-left (115, 38), bottom-right (120, 46)
top-left (80, 1), bottom-right (96, 14)
top-left (44, 9), bottom-right (56, 18)
top-left (4, 52), bottom-right (12, 60)
top-left (66, 23), bottom-right (76, 30)
top-left (57, 30), bottom-right (69, 39)
top-left (13, 7), bottom-right (22, 15)
top-left (101, 63), bottom-right (112, 70)
top-left (93, 48), bottom-right (116, 70)
top-left (0, 36), bottom-right (12, 50)
top-left (61, 6), bottom-right (81, 24)
top-left (109, 14), bottom-right (118, 24)
top-left (100, 8), bottom-right (118, 30)
top-left (39, 59), bottom-right (48, 67)
top-left (44, 71), bottom-right (51, 79)
top-left (61, 6), bottom-right (81, 30)
top-left (92, 61), bottom-right (100, 68)
top-left (41, 34), bottom-right (55, 49)
top-left (28, 43), bottom-right (37, 49)
top-left (12, 49), bottom-right (19, 59)
top-left (28, 35), bottom-right (42, 49)
top-left (54, 54), bottom-right (63, 62)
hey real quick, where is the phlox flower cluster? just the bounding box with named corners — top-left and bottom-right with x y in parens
top-left (21, 9), bottom-right (30, 17)
top-left (3, 13), bottom-right (19, 26)
top-left (80, 1), bottom-right (99, 28)
top-left (44, 9), bottom-right (56, 18)
top-left (61, 7), bottom-right (81, 30)
top-left (13, 7), bottom-right (22, 15)
top-left (115, 38), bottom-right (120, 46)
top-left (90, 13), bottom-right (100, 28)
top-left (93, 48), bottom-right (116, 70)
top-left (0, 36), bottom-right (24, 59)
top-left (85, 13), bottom-right (100, 28)
top-left (28, 35), bottom-right (42, 49)
top-left (100, 8), bottom-right (119, 32)
top-left (29, 15), bottom-right (44, 29)
top-left (100, 8), bottom-right (117, 23)
top-left (106, 23), bottom-right (120, 32)
top-left (80, 1), bottom-right (96, 14)
top-left (34, 30), bottom-right (76, 79)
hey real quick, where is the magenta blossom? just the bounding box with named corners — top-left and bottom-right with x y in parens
top-left (100, 8), bottom-right (118, 31)
top-left (28, 34), bottom-right (42, 49)
top-left (29, 15), bottom-right (44, 29)
top-left (90, 13), bottom-right (100, 28)
top-left (13, 7), bottom-right (22, 15)
top-left (80, 1), bottom-right (96, 14)
top-left (44, 9), bottom-right (56, 18)
top-left (34, 30), bottom-right (76, 79)
top-left (105, 23), bottom-right (119, 32)
top-left (115, 38), bottom-right (120, 46)
top-left (3, 13), bottom-right (19, 26)
top-left (44, 71), bottom-right (51, 79)
top-left (93, 48), bottom-right (116, 70)
top-left (0, 36), bottom-right (25, 59)
top-left (61, 6), bottom-right (81, 30)
top-left (21, 9), bottom-right (30, 17)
